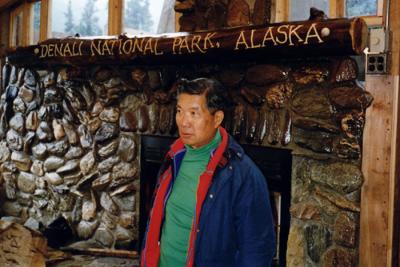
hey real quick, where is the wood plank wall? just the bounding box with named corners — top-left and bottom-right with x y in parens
top-left (360, 0), bottom-right (400, 266)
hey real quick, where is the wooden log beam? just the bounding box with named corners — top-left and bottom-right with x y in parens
top-left (5, 17), bottom-right (367, 67)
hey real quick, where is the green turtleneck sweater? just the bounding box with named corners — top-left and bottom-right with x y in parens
top-left (159, 131), bottom-right (222, 267)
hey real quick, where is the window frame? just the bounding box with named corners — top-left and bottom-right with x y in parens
top-left (9, 4), bottom-right (25, 47)
top-left (7, 0), bottom-right (385, 48)
top-left (272, 0), bottom-right (384, 26)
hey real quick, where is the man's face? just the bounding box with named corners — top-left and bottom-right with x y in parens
top-left (176, 93), bottom-right (223, 148)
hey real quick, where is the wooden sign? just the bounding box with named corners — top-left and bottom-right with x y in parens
top-left (6, 18), bottom-right (367, 67)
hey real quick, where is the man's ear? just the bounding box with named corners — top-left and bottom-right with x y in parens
top-left (214, 110), bottom-right (224, 128)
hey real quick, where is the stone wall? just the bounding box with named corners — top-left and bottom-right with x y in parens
top-left (0, 56), bottom-right (372, 265)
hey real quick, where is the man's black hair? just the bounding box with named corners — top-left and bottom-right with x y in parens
top-left (176, 78), bottom-right (228, 114)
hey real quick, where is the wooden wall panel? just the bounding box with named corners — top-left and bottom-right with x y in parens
top-left (361, 75), bottom-right (394, 267)
top-left (360, 0), bottom-right (400, 266)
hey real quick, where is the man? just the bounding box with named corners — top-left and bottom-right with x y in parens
top-left (141, 78), bottom-right (275, 267)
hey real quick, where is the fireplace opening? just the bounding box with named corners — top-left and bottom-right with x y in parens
top-left (140, 135), bottom-right (292, 267)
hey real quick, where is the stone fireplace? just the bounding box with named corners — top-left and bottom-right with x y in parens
top-left (0, 15), bottom-right (371, 267)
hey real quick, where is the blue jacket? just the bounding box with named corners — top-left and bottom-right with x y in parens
top-left (173, 136), bottom-right (276, 267)
top-left (142, 134), bottom-right (276, 267)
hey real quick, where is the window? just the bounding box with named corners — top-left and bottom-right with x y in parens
top-left (50, 0), bottom-right (109, 38)
top-left (123, 0), bottom-right (174, 34)
top-left (10, 6), bottom-right (24, 47)
top-left (290, 0), bottom-right (329, 21)
top-left (346, 0), bottom-right (378, 17)
top-left (274, 0), bottom-right (384, 26)
top-left (30, 1), bottom-right (41, 44)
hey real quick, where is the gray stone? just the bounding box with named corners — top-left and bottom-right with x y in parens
top-left (65, 146), bottom-right (84, 159)
top-left (98, 156), bottom-right (120, 173)
top-left (34, 189), bottom-right (47, 197)
top-left (118, 135), bottom-right (136, 162)
top-left (56, 159), bottom-right (79, 174)
top-left (76, 173), bottom-right (98, 190)
top-left (64, 172), bottom-right (83, 186)
top-left (3, 173), bottom-right (17, 200)
top-left (94, 226), bottom-right (114, 247)
top-left (322, 247), bottom-right (356, 267)
top-left (95, 123), bottom-right (119, 143)
top-left (77, 220), bottom-right (99, 239)
top-left (286, 221), bottom-right (307, 267)
top-left (110, 183), bottom-right (137, 197)
top-left (119, 211), bottom-right (136, 229)
top-left (24, 69), bottom-right (37, 86)
top-left (115, 225), bottom-right (132, 242)
top-left (2, 201), bottom-right (22, 217)
top-left (305, 224), bottom-right (332, 262)
top-left (293, 127), bottom-right (335, 154)
top-left (9, 113), bottom-right (25, 133)
top-left (44, 156), bottom-right (65, 172)
top-left (1, 161), bottom-right (17, 173)
top-left (112, 162), bottom-right (137, 180)
top-left (23, 131), bottom-right (35, 153)
top-left (88, 116), bottom-right (102, 133)
top-left (18, 86), bottom-right (34, 102)
top-left (91, 101), bottom-right (104, 116)
top-left (17, 172), bottom-right (36, 193)
top-left (292, 88), bottom-right (333, 119)
top-left (119, 111), bottom-right (137, 132)
top-left (1, 216), bottom-right (23, 224)
top-left (0, 141), bottom-right (11, 162)
top-left (46, 140), bottom-right (69, 155)
top-left (101, 211), bottom-right (118, 230)
top-left (310, 162), bottom-right (363, 194)
top-left (17, 191), bottom-right (32, 206)
top-left (6, 129), bottom-right (23, 151)
top-left (92, 173), bottom-right (112, 190)
top-left (52, 119), bottom-right (65, 140)
top-left (36, 121), bottom-right (54, 141)
top-left (33, 198), bottom-right (48, 209)
top-left (24, 217), bottom-right (41, 231)
top-left (98, 139), bottom-right (119, 158)
top-left (59, 194), bottom-right (76, 211)
top-left (99, 107), bottom-right (120, 123)
top-left (45, 172), bottom-right (63, 185)
top-left (80, 151), bottom-right (95, 175)
top-left (35, 176), bottom-right (46, 189)
top-left (82, 192), bottom-right (97, 221)
top-left (32, 143), bottom-right (47, 159)
top-left (333, 212), bottom-right (357, 248)
top-left (38, 106), bottom-right (49, 121)
top-left (62, 119), bottom-right (79, 145)
top-left (26, 111), bottom-right (39, 131)
top-left (293, 65), bottom-right (329, 85)
top-left (30, 160), bottom-right (44, 176)
top-left (11, 151), bottom-right (32, 171)
top-left (13, 97), bottom-right (26, 113)
top-left (329, 85), bottom-right (373, 110)
top-left (100, 192), bottom-right (119, 215)
top-left (78, 125), bottom-right (93, 148)
top-left (113, 195), bottom-right (135, 212)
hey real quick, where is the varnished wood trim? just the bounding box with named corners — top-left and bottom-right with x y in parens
top-left (39, 0), bottom-right (49, 41)
top-left (108, 0), bottom-right (122, 35)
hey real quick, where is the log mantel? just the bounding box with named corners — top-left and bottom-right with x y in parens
top-left (6, 18), bottom-right (367, 67)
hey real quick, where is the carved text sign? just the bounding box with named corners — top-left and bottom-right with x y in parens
top-left (7, 18), bottom-right (367, 66)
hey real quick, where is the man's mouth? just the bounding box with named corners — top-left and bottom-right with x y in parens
top-left (181, 132), bottom-right (193, 137)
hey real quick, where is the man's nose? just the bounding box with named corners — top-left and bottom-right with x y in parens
top-left (181, 114), bottom-right (191, 127)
